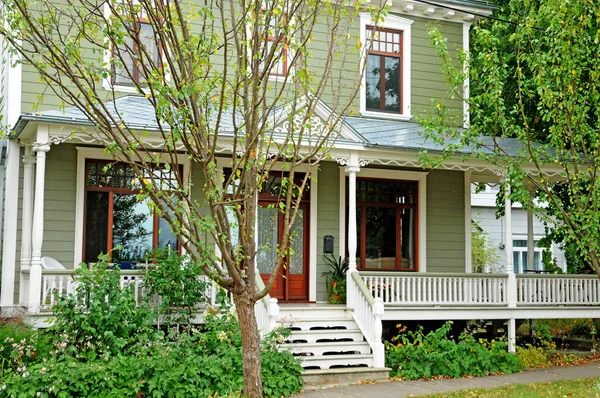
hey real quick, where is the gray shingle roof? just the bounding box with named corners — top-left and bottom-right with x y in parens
top-left (14, 96), bottom-right (531, 158)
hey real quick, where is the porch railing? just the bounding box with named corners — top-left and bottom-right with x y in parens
top-left (361, 272), bottom-right (508, 306)
top-left (516, 274), bottom-right (600, 305)
top-left (347, 271), bottom-right (385, 367)
top-left (34, 269), bottom-right (216, 311)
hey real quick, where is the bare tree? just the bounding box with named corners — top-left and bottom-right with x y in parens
top-left (0, 0), bottom-right (385, 395)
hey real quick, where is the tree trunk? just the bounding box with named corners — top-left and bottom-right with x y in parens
top-left (233, 290), bottom-right (263, 398)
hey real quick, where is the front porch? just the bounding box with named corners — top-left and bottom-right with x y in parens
top-left (17, 266), bottom-right (600, 370)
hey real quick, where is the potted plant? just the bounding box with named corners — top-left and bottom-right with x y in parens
top-left (321, 254), bottom-right (349, 304)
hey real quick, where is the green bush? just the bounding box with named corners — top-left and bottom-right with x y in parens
top-left (385, 322), bottom-right (523, 380)
top-left (2, 258), bottom-right (303, 397)
top-left (517, 345), bottom-right (550, 369)
top-left (0, 317), bottom-right (53, 378)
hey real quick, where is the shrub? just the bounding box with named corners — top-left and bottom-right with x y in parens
top-left (2, 263), bottom-right (303, 397)
top-left (385, 322), bottom-right (522, 380)
top-left (517, 345), bottom-right (550, 369)
top-left (143, 249), bottom-right (210, 326)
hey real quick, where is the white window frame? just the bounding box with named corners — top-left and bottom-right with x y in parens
top-left (359, 13), bottom-right (412, 121)
top-left (512, 237), bottom-right (544, 274)
top-left (102, 1), bottom-right (162, 94)
top-left (73, 146), bottom-right (191, 267)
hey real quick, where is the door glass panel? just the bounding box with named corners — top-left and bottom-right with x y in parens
top-left (84, 191), bottom-right (109, 263)
top-left (365, 207), bottom-right (396, 269)
top-left (257, 207), bottom-right (279, 275)
top-left (400, 208), bottom-right (415, 269)
top-left (289, 209), bottom-right (304, 275)
top-left (112, 194), bottom-right (153, 264)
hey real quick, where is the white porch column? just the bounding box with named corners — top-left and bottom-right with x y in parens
top-left (28, 129), bottom-right (50, 313)
top-left (504, 179), bottom-right (517, 352)
top-left (527, 203), bottom-right (534, 272)
top-left (0, 141), bottom-right (21, 307)
top-left (346, 164), bottom-right (360, 273)
top-left (19, 147), bottom-right (36, 306)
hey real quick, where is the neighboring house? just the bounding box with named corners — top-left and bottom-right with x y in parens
top-left (471, 183), bottom-right (568, 274)
top-left (1, 0), bottom-right (599, 378)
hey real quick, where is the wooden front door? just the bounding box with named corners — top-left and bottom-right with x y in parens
top-left (257, 203), bottom-right (309, 302)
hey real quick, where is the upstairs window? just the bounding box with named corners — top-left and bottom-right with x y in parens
top-left (111, 2), bottom-right (160, 86)
top-left (265, 14), bottom-right (288, 77)
top-left (365, 27), bottom-right (402, 112)
top-left (359, 13), bottom-right (412, 120)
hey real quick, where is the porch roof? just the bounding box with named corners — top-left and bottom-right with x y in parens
top-left (12, 96), bottom-right (536, 159)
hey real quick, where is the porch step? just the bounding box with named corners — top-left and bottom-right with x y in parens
top-left (286, 341), bottom-right (371, 356)
top-left (285, 329), bottom-right (364, 344)
top-left (283, 317), bottom-right (357, 331)
top-left (301, 353), bottom-right (373, 369)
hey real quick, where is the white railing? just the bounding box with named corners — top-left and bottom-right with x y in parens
top-left (361, 272), bottom-right (508, 306)
top-left (253, 271), bottom-right (279, 335)
top-left (348, 271), bottom-right (385, 367)
top-left (517, 274), bottom-right (600, 306)
top-left (37, 269), bottom-right (216, 311)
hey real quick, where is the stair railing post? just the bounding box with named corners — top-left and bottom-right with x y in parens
top-left (267, 298), bottom-right (279, 333)
top-left (373, 297), bottom-right (385, 367)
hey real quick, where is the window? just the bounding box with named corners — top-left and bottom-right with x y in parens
top-left (513, 239), bottom-right (543, 273)
top-left (265, 14), bottom-right (288, 77)
top-left (365, 27), bottom-right (402, 112)
top-left (83, 160), bottom-right (178, 265)
top-left (109, 1), bottom-right (160, 86)
top-left (359, 13), bottom-right (412, 120)
top-left (348, 178), bottom-right (417, 271)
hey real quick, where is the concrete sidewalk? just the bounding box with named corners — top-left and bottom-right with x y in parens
top-left (297, 361), bottom-right (600, 397)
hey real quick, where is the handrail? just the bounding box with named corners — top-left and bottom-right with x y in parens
top-left (360, 271), bottom-right (508, 279)
top-left (516, 274), bottom-right (600, 279)
top-left (348, 271), bottom-right (385, 367)
top-left (254, 270), bottom-right (279, 335)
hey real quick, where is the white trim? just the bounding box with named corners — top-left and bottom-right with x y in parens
top-left (309, 167), bottom-right (318, 302)
top-left (338, 166), bottom-right (346, 258)
top-left (339, 167), bottom-right (428, 272)
top-left (73, 147), bottom-right (191, 267)
top-left (0, 141), bottom-right (21, 306)
top-left (5, 42), bottom-right (22, 128)
top-left (464, 170), bottom-right (472, 273)
top-left (359, 13), bottom-right (412, 121)
top-left (462, 22), bottom-right (471, 128)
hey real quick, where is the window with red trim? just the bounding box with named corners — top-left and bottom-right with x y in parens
top-left (365, 26), bottom-right (403, 112)
top-left (112, 3), bottom-right (160, 85)
top-left (347, 178), bottom-right (417, 271)
top-left (264, 13), bottom-right (288, 77)
top-left (83, 160), bottom-right (179, 266)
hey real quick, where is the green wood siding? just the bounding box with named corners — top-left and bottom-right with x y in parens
top-left (315, 162), bottom-right (341, 302)
top-left (426, 169), bottom-right (465, 272)
top-left (41, 144), bottom-right (77, 268)
top-left (18, 8), bottom-right (466, 119)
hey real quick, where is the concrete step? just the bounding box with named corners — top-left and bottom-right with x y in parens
top-left (287, 329), bottom-right (364, 344)
top-left (284, 341), bottom-right (371, 356)
top-left (302, 367), bottom-right (391, 389)
top-left (301, 353), bottom-right (373, 370)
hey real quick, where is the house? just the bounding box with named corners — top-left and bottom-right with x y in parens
top-left (471, 183), bottom-right (568, 274)
top-left (1, 0), bottom-right (600, 380)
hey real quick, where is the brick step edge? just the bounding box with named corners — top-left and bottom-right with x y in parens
top-left (302, 367), bottom-right (391, 389)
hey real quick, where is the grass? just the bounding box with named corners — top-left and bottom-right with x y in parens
top-left (420, 377), bottom-right (600, 397)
